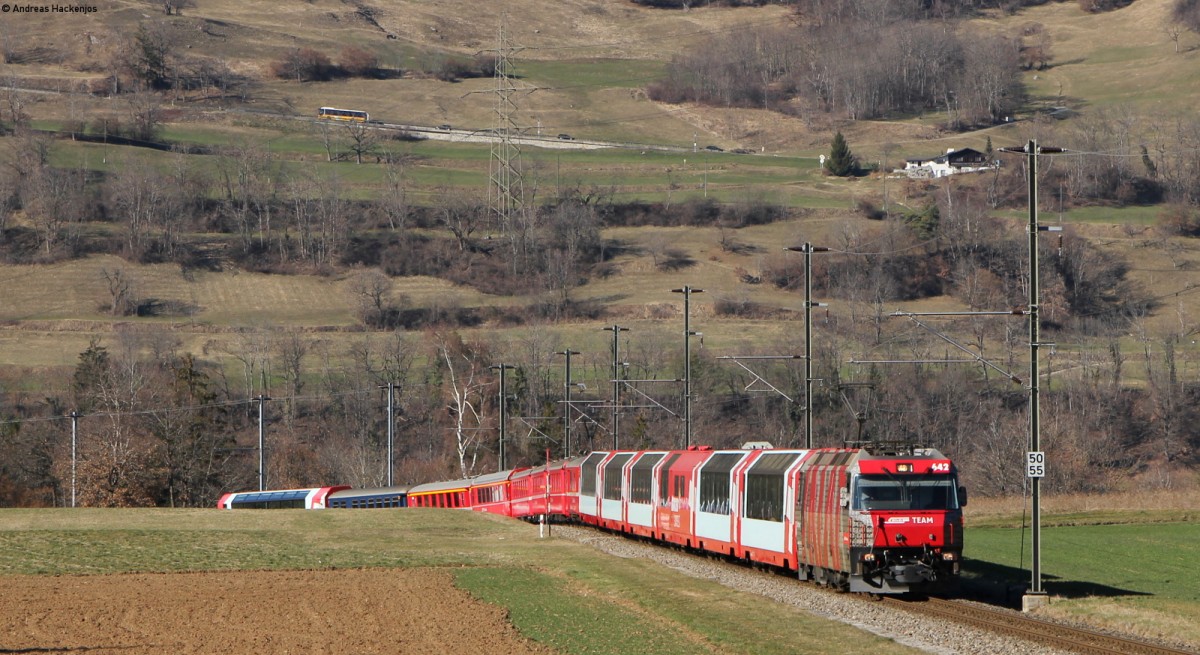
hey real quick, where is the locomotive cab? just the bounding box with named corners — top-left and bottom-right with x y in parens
top-left (846, 453), bottom-right (965, 594)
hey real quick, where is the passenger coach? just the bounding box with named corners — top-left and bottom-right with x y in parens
top-left (217, 486), bottom-right (349, 509)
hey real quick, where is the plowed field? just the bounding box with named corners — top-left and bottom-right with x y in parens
top-left (0, 568), bottom-right (556, 654)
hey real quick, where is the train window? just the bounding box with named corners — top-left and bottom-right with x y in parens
top-left (699, 453), bottom-right (744, 515)
top-left (580, 452), bottom-right (606, 496)
top-left (603, 454), bottom-right (633, 500)
top-left (852, 474), bottom-right (960, 511)
top-left (630, 453), bottom-right (663, 505)
top-left (657, 454), bottom-right (681, 504)
top-left (744, 453), bottom-right (801, 522)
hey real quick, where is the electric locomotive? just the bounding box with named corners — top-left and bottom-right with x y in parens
top-left (798, 447), bottom-right (965, 594)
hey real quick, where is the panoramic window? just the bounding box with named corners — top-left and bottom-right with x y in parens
top-left (698, 453), bottom-right (744, 515)
top-left (630, 453), bottom-right (664, 504)
top-left (580, 452), bottom-right (606, 496)
top-left (603, 454), bottom-right (633, 501)
top-left (744, 452), bottom-right (801, 522)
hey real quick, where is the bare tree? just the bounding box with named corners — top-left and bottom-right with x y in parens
top-left (216, 142), bottom-right (280, 249)
top-left (101, 267), bottom-right (138, 316)
top-left (107, 157), bottom-right (169, 258)
top-left (438, 191), bottom-right (484, 252)
top-left (435, 332), bottom-right (490, 477)
top-left (312, 171), bottom-right (348, 267)
top-left (125, 92), bottom-right (163, 142)
top-left (220, 330), bottom-right (273, 399)
top-left (378, 161), bottom-right (409, 231)
top-left (349, 269), bottom-right (394, 327)
top-left (343, 122), bottom-right (379, 165)
top-left (160, 0), bottom-right (196, 15)
top-left (1165, 23), bottom-right (1185, 54)
top-left (1, 73), bottom-right (29, 128)
top-left (16, 135), bottom-right (88, 257)
top-left (275, 330), bottom-right (308, 424)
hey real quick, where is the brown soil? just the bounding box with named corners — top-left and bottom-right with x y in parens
top-left (0, 568), bottom-right (558, 654)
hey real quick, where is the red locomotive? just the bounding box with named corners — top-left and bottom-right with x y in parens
top-left (220, 445), bottom-right (965, 595)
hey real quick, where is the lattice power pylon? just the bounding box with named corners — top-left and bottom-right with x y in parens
top-left (488, 17), bottom-right (525, 252)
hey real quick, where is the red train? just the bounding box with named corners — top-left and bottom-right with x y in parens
top-left (219, 445), bottom-right (965, 594)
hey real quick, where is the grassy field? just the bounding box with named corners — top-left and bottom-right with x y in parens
top-left (961, 489), bottom-right (1200, 648)
top-left (0, 508), bottom-right (924, 655)
top-left (1, 503), bottom-right (1197, 652)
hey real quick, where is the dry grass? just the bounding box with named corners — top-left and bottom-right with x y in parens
top-left (966, 484), bottom-right (1200, 525)
top-left (5, 1), bottom-right (1200, 382)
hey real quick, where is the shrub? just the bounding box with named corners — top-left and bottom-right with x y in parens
top-left (339, 46), bottom-right (380, 78)
top-left (271, 48), bottom-right (335, 82)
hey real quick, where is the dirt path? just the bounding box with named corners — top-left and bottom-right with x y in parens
top-left (1, 568), bottom-right (557, 654)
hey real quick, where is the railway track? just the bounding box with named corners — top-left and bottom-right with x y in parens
top-left (882, 596), bottom-right (1198, 655)
top-left (566, 524), bottom-right (1199, 654)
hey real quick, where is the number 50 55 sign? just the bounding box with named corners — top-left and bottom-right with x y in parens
top-left (1026, 451), bottom-right (1046, 478)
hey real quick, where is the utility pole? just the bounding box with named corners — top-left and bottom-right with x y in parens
top-left (69, 411), bottom-right (79, 507)
top-left (381, 382), bottom-right (398, 487)
top-left (490, 364), bottom-right (516, 471)
top-left (786, 244), bottom-right (828, 448)
top-left (255, 395), bottom-right (270, 491)
top-left (602, 325), bottom-right (628, 449)
top-left (671, 286), bottom-right (703, 449)
top-left (556, 350), bottom-right (581, 458)
top-left (1001, 139), bottom-right (1062, 612)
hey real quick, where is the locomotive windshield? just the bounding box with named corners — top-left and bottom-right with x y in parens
top-left (852, 474), bottom-right (960, 511)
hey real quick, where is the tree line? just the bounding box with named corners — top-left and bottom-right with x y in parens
top-left (646, 5), bottom-right (1030, 127)
top-left (1, 288), bottom-right (1196, 507)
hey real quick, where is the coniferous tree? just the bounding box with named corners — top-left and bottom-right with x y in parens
top-left (826, 131), bottom-right (857, 177)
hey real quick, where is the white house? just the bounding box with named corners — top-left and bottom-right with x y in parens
top-left (904, 148), bottom-right (996, 178)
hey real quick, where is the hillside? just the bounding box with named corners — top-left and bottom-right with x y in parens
top-left (2, 0), bottom-right (1200, 506)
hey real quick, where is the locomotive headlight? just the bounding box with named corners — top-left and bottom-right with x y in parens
top-left (941, 552), bottom-right (958, 561)
top-left (862, 553), bottom-right (876, 562)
